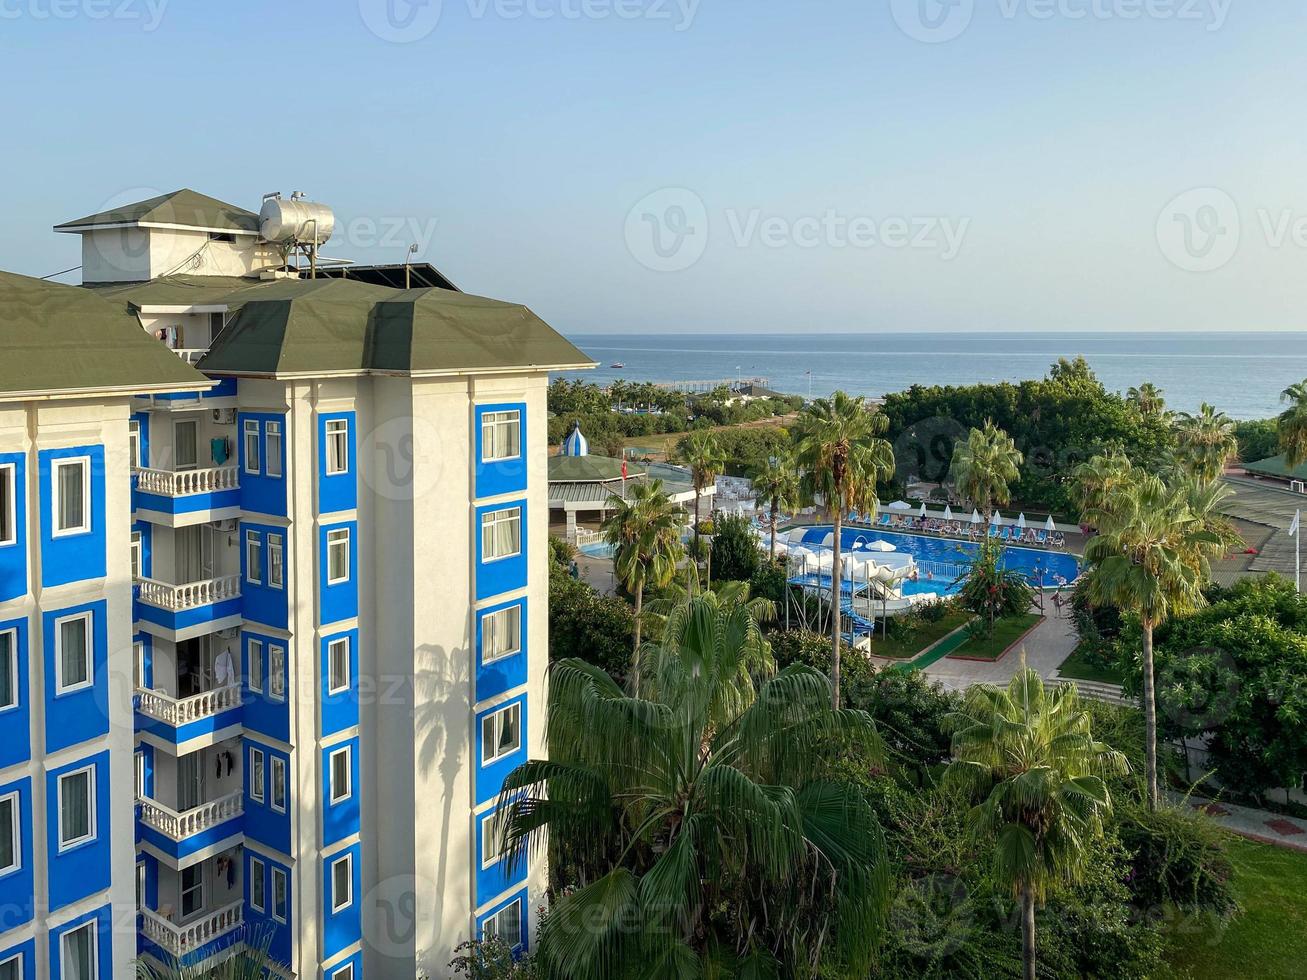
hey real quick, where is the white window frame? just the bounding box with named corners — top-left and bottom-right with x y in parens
top-left (267, 534), bottom-right (284, 590)
top-left (134, 750), bottom-right (145, 799)
top-left (250, 858), bottom-right (266, 913)
top-left (480, 809), bottom-right (504, 871)
top-left (133, 640), bottom-right (145, 692)
top-left (269, 645), bottom-right (285, 702)
top-left (245, 531), bottom-right (262, 585)
top-left (54, 611), bottom-right (93, 695)
top-left (0, 790), bottom-right (19, 876)
top-left (128, 420), bottom-right (141, 471)
top-left (60, 921), bottom-right (98, 980)
top-left (180, 862), bottom-right (205, 919)
top-left (271, 756), bottom-right (287, 813)
top-left (271, 866), bottom-right (288, 922)
top-left (480, 507), bottom-right (522, 563)
top-left (329, 745), bottom-right (352, 804)
top-left (480, 702), bottom-right (522, 767)
top-left (0, 462), bottom-right (16, 546)
top-left (57, 765), bottom-right (96, 852)
top-left (331, 965), bottom-right (354, 980)
top-left (249, 748), bottom-right (265, 804)
top-left (481, 409), bottom-right (522, 463)
top-left (482, 605), bottom-right (522, 664)
top-left (0, 627), bottom-right (17, 711)
top-left (331, 853), bottom-right (353, 913)
top-left (484, 898), bottom-right (523, 950)
top-left (325, 418), bottom-right (350, 475)
top-left (130, 530), bottom-right (142, 581)
top-left (326, 528), bottom-right (351, 585)
top-left (327, 637), bottom-right (350, 695)
top-left (136, 860), bottom-right (145, 911)
top-left (265, 420), bottom-right (283, 478)
top-left (243, 420), bottom-right (260, 475)
top-left (0, 953), bottom-right (19, 980)
top-left (51, 456), bottom-right (91, 538)
top-left (248, 639), bottom-right (263, 694)
top-left (173, 418), bottom-right (199, 472)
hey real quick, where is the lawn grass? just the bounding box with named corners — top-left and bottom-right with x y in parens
top-left (946, 613), bottom-right (1042, 661)
top-left (1165, 836), bottom-right (1307, 979)
top-left (1057, 642), bottom-right (1126, 685)
top-left (865, 610), bottom-right (972, 660)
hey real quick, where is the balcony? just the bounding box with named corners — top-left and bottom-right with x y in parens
top-left (138, 574), bottom-right (241, 611)
top-left (138, 791), bottom-right (244, 863)
top-left (137, 465), bottom-right (239, 497)
top-left (140, 900), bottom-right (244, 962)
top-left (134, 465), bottom-right (240, 525)
top-left (137, 685), bottom-right (242, 746)
top-left (135, 574), bottom-right (242, 640)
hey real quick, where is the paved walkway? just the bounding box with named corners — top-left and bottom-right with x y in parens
top-left (1176, 794), bottom-right (1307, 854)
top-left (914, 609), bottom-right (1078, 693)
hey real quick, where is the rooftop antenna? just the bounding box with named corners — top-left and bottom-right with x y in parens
top-left (405, 243), bottom-right (419, 289)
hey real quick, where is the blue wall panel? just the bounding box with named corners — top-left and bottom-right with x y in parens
top-left (237, 412), bottom-right (287, 517)
top-left (43, 599), bottom-right (109, 754)
top-left (0, 776), bottom-right (34, 932)
top-left (317, 411), bottom-right (358, 514)
top-left (475, 598), bottom-right (528, 704)
top-left (244, 739), bottom-right (292, 854)
top-left (322, 843), bottom-right (363, 960)
top-left (240, 523), bottom-right (289, 630)
top-left (134, 487), bottom-right (240, 517)
top-left (0, 938), bottom-right (34, 979)
top-left (321, 738), bottom-right (360, 848)
top-left (245, 851), bottom-right (294, 966)
top-left (474, 403), bottom-right (528, 500)
top-left (241, 631), bottom-right (291, 743)
top-left (474, 695), bottom-right (528, 806)
top-left (39, 445), bottom-right (106, 588)
top-left (476, 888), bottom-right (529, 954)
top-left (318, 521), bottom-right (358, 625)
top-left (49, 905), bottom-right (113, 979)
top-left (475, 500), bottom-right (528, 602)
top-left (475, 803), bottom-right (527, 907)
top-left (46, 751), bottom-right (111, 913)
top-left (0, 615), bottom-right (30, 770)
top-left (0, 452), bottom-right (27, 602)
top-left (320, 629), bottom-right (359, 737)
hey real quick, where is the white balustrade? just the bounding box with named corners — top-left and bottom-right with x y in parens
top-left (140, 900), bottom-right (243, 957)
top-left (135, 465), bottom-right (239, 497)
top-left (136, 685), bottom-right (242, 727)
top-left (171, 348), bottom-right (209, 365)
top-left (137, 791), bottom-right (244, 842)
top-left (136, 574), bottom-right (240, 612)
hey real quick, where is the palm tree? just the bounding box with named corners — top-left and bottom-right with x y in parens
top-left (1069, 451), bottom-right (1134, 522)
top-left (1279, 378), bottom-right (1307, 468)
top-left (1126, 382), bottom-right (1166, 418)
top-left (678, 430), bottom-right (726, 565)
top-left (601, 479), bottom-right (685, 690)
top-left (1083, 474), bottom-right (1224, 808)
top-left (793, 391), bottom-right (895, 706)
top-left (945, 668), bottom-right (1127, 980)
top-left (1172, 402), bottom-right (1238, 485)
top-left (949, 421), bottom-right (1024, 517)
top-left (137, 925), bottom-right (278, 978)
top-left (497, 594), bottom-right (889, 979)
top-left (752, 448), bottom-right (801, 560)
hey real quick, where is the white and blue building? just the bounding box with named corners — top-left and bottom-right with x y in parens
top-left (0, 190), bottom-right (593, 978)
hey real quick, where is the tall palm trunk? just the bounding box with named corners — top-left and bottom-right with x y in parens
top-left (831, 510), bottom-right (843, 709)
top-left (631, 584), bottom-right (644, 696)
top-left (769, 501), bottom-right (778, 560)
top-left (1020, 884), bottom-right (1037, 980)
top-left (1142, 620), bottom-right (1160, 810)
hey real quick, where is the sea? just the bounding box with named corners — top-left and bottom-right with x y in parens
top-left (556, 332), bottom-right (1307, 420)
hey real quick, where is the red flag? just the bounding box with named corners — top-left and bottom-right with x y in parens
top-left (621, 459), bottom-right (628, 479)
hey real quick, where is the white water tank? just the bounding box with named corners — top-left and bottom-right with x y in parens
top-left (259, 192), bottom-right (335, 245)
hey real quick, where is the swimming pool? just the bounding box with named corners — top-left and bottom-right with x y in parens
top-left (579, 541), bottom-right (616, 559)
top-left (794, 526), bottom-right (1080, 595)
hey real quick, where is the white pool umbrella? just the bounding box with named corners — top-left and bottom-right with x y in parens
top-left (866, 540), bottom-right (897, 552)
top-left (943, 505), bottom-right (954, 521)
top-left (1045, 515), bottom-right (1057, 531)
top-left (919, 501), bottom-right (928, 517)
top-left (970, 509), bottom-right (982, 524)
top-left (820, 531), bottom-right (834, 547)
top-left (1017, 513), bottom-right (1028, 529)
top-left (887, 500), bottom-right (913, 511)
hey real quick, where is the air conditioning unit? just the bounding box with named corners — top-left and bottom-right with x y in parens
top-left (212, 408), bottom-right (236, 424)
top-left (213, 519), bottom-right (238, 532)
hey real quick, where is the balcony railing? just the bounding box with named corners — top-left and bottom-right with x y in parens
top-left (137, 685), bottom-right (242, 727)
top-left (137, 574), bottom-right (241, 612)
top-left (140, 900), bottom-right (243, 958)
top-left (171, 348), bottom-right (209, 365)
top-left (138, 791), bottom-right (244, 842)
top-left (136, 465), bottom-right (239, 497)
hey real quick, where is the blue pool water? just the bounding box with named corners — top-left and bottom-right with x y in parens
top-left (795, 526), bottom-right (1080, 595)
top-left (579, 542), bottom-right (616, 559)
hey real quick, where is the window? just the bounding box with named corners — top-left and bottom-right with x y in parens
top-left (483, 605), bottom-right (522, 664)
top-left (130, 531), bottom-right (142, 581)
top-left (332, 965), bottom-right (355, 980)
top-left (128, 420), bottom-right (141, 471)
top-left (136, 861), bottom-right (145, 910)
top-left (243, 420), bottom-right (260, 474)
top-left (133, 640), bottom-right (145, 691)
top-left (481, 507), bottom-right (522, 562)
top-left (245, 531), bottom-right (262, 584)
top-left (58, 765), bottom-right (95, 850)
top-left (480, 810), bottom-right (503, 871)
top-left (52, 457), bottom-right (89, 536)
top-left (249, 748), bottom-right (265, 804)
top-left (134, 751), bottom-right (145, 799)
top-left (265, 421), bottom-right (282, 478)
top-left (0, 463), bottom-right (15, 545)
top-left (326, 528), bottom-right (350, 584)
top-left (174, 419), bottom-right (198, 471)
top-left (327, 637), bottom-right (350, 695)
top-left (269, 645), bottom-right (285, 701)
top-left (331, 853), bottom-right (353, 913)
top-left (0, 791), bottom-right (18, 875)
top-left (481, 409), bottom-right (521, 462)
top-left (268, 534), bottom-right (284, 589)
top-left (329, 746), bottom-right (352, 804)
top-left (271, 757), bottom-right (286, 812)
top-left (181, 863), bottom-right (204, 918)
top-left (60, 921), bottom-right (97, 980)
top-left (250, 858), bottom-right (266, 913)
top-left (484, 898), bottom-right (523, 951)
top-left (481, 702), bottom-right (522, 766)
top-left (248, 639), bottom-right (263, 694)
top-left (272, 866), bottom-right (288, 922)
top-left (325, 418), bottom-right (349, 475)
top-left (55, 612), bottom-right (92, 694)
top-left (0, 628), bottom-right (16, 710)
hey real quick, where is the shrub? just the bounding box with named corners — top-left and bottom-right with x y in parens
top-left (547, 564), bottom-right (635, 682)
top-left (748, 559), bottom-right (789, 606)
top-left (1117, 799), bottom-right (1239, 921)
top-left (548, 534), bottom-right (576, 567)
top-left (710, 511), bottom-right (761, 583)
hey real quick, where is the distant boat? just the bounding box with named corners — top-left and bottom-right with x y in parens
top-left (610, 361), bottom-right (626, 369)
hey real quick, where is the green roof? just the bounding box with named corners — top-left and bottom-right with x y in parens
top-left (0, 272), bottom-right (211, 399)
top-left (1243, 454), bottom-right (1307, 480)
top-left (548, 455), bottom-right (646, 483)
top-left (55, 189), bottom-right (259, 234)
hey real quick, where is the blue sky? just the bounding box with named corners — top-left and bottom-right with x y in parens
top-left (2, 0), bottom-right (1305, 333)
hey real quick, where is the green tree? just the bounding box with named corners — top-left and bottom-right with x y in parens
top-left (677, 430), bottom-right (726, 568)
top-left (137, 926), bottom-right (279, 979)
top-left (945, 668), bottom-right (1127, 980)
top-left (1172, 402), bottom-right (1238, 485)
top-left (752, 448), bottom-right (801, 560)
top-left (1083, 474), bottom-right (1224, 809)
top-left (549, 563), bottom-right (635, 681)
top-left (949, 420), bottom-right (1024, 516)
top-left (497, 597), bottom-right (889, 979)
top-left (1126, 382), bottom-right (1166, 418)
top-left (956, 535), bottom-right (1034, 637)
top-left (601, 480), bottom-right (685, 689)
top-left (1279, 378), bottom-right (1307, 467)
top-left (1069, 451), bottom-right (1134, 522)
top-left (793, 391), bottom-right (895, 706)
top-left (708, 511), bottom-right (761, 583)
